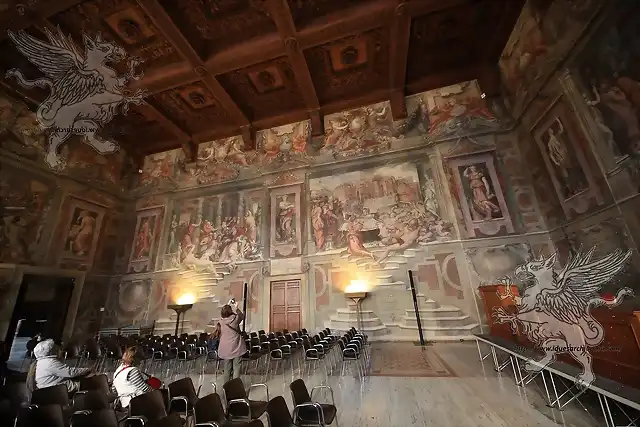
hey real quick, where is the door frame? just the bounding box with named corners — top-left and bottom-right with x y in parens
top-left (261, 273), bottom-right (310, 332)
top-left (0, 264), bottom-right (86, 342)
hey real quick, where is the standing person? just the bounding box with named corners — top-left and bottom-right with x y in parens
top-left (217, 299), bottom-right (247, 383)
top-left (111, 347), bottom-right (152, 410)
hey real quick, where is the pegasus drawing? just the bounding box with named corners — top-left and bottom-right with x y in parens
top-left (5, 27), bottom-right (146, 169)
top-left (493, 247), bottom-right (633, 387)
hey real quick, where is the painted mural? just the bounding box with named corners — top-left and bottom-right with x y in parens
top-left (500, 0), bottom-right (601, 113)
top-left (320, 102), bottom-right (394, 158)
top-left (447, 152), bottom-right (515, 238)
top-left (401, 81), bottom-right (501, 140)
top-left (260, 121), bottom-right (311, 165)
top-left (270, 184), bottom-right (303, 258)
top-left (166, 190), bottom-right (263, 271)
top-left (0, 165), bottom-right (52, 264)
top-left (128, 207), bottom-right (164, 273)
top-left (538, 117), bottom-right (589, 199)
top-left (308, 163), bottom-right (453, 261)
top-left (575, 5), bottom-right (640, 164)
top-left (138, 149), bottom-right (180, 188)
top-left (0, 94), bottom-right (129, 190)
top-left (177, 136), bottom-right (249, 187)
top-left (532, 96), bottom-right (603, 218)
top-left (60, 200), bottom-right (105, 264)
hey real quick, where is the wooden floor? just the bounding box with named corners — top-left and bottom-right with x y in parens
top-left (181, 342), bottom-right (602, 427)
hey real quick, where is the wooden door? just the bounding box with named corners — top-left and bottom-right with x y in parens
top-left (270, 280), bottom-right (301, 332)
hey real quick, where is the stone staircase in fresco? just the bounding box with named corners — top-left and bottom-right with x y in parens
top-left (324, 246), bottom-right (480, 341)
top-left (153, 263), bottom-right (231, 335)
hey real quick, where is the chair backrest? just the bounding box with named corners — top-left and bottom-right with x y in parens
top-left (222, 377), bottom-right (246, 401)
top-left (15, 404), bottom-right (65, 427)
top-left (79, 374), bottom-right (110, 394)
top-left (30, 383), bottom-right (69, 407)
top-left (70, 409), bottom-right (119, 427)
top-left (0, 381), bottom-right (30, 407)
top-left (129, 389), bottom-right (167, 422)
top-left (266, 396), bottom-right (294, 427)
top-left (151, 412), bottom-right (183, 427)
top-left (194, 393), bottom-right (226, 424)
top-left (168, 377), bottom-right (197, 403)
top-left (73, 389), bottom-right (110, 411)
top-left (289, 379), bottom-right (311, 405)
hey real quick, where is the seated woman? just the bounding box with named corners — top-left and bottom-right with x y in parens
top-left (29, 339), bottom-right (92, 393)
top-left (111, 347), bottom-right (153, 409)
top-left (208, 323), bottom-right (221, 353)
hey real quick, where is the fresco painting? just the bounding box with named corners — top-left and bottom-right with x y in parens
top-left (0, 166), bottom-right (52, 264)
top-left (401, 81), bottom-right (501, 140)
top-left (499, 0), bottom-right (601, 112)
top-left (260, 121), bottom-right (311, 165)
top-left (63, 204), bottom-right (103, 261)
top-left (128, 207), bottom-right (164, 273)
top-left (575, 6), bottom-right (640, 164)
top-left (308, 163), bottom-right (453, 262)
top-left (167, 191), bottom-right (263, 271)
top-left (320, 102), bottom-right (394, 158)
top-left (139, 149), bottom-right (180, 187)
top-left (270, 185), bottom-right (303, 259)
top-left (538, 117), bottom-right (589, 200)
top-left (448, 153), bottom-right (515, 238)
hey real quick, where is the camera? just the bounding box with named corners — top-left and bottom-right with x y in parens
top-left (229, 298), bottom-right (236, 304)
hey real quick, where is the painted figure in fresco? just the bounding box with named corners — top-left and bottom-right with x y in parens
top-left (142, 153), bottom-right (173, 185)
top-left (596, 80), bottom-right (640, 155)
top-left (276, 195), bottom-right (295, 242)
top-left (167, 214), bottom-right (178, 254)
top-left (262, 122), bottom-right (309, 163)
top-left (584, 85), bottom-right (621, 160)
top-left (0, 176), bottom-right (49, 263)
top-left (463, 165), bottom-right (502, 221)
top-left (345, 215), bottom-right (376, 261)
top-left (67, 210), bottom-right (96, 256)
top-left (0, 210), bottom-right (29, 262)
top-left (322, 198), bottom-right (341, 250)
top-left (199, 137), bottom-right (250, 166)
top-left (544, 120), bottom-right (588, 198)
top-left (179, 217), bottom-right (200, 262)
top-left (311, 202), bottom-right (325, 250)
top-left (322, 106), bottom-right (390, 156)
top-left (133, 217), bottom-right (153, 260)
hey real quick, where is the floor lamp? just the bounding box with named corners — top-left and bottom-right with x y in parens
top-left (167, 304), bottom-right (193, 337)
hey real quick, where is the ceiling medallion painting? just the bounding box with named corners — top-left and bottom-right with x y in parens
top-left (320, 102), bottom-right (395, 158)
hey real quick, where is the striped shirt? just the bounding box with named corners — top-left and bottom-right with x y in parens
top-left (111, 363), bottom-right (152, 408)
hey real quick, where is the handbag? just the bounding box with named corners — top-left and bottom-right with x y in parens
top-left (114, 365), bottom-right (161, 390)
top-left (145, 376), bottom-right (162, 389)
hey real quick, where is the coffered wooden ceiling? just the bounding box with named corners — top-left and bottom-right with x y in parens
top-left (0, 0), bottom-right (524, 158)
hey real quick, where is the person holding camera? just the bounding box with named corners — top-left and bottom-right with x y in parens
top-left (217, 298), bottom-right (247, 383)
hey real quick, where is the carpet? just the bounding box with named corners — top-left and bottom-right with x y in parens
top-left (369, 342), bottom-right (456, 377)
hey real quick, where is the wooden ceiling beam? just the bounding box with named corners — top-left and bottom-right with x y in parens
top-left (405, 62), bottom-right (494, 94)
top-left (266, 0), bottom-right (322, 136)
top-left (0, 0), bottom-right (85, 41)
top-left (296, 0), bottom-right (395, 49)
top-left (136, 0), bottom-right (250, 136)
top-left (389, 1), bottom-right (411, 120)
